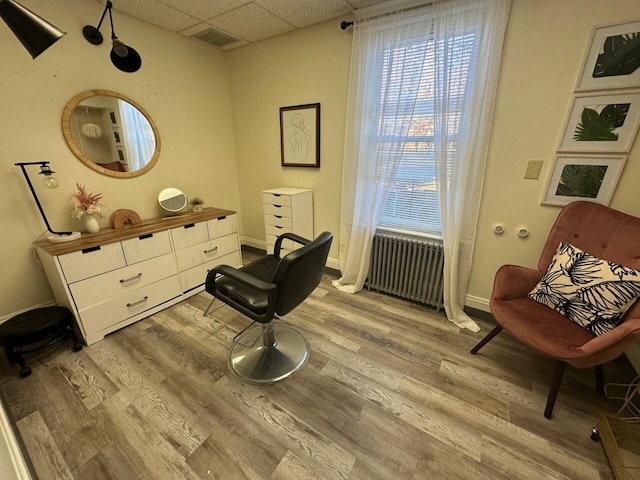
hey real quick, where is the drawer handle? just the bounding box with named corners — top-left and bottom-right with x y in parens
top-left (204, 246), bottom-right (218, 255)
top-left (217, 216), bottom-right (227, 221)
top-left (139, 233), bottom-right (153, 240)
top-left (184, 223), bottom-right (195, 229)
top-left (274, 215), bottom-right (282, 219)
top-left (273, 194), bottom-right (281, 197)
top-left (126, 296), bottom-right (148, 308)
top-left (273, 205), bottom-right (282, 208)
top-left (275, 226), bottom-right (283, 229)
top-left (82, 246), bottom-right (101, 254)
top-left (120, 273), bottom-right (142, 284)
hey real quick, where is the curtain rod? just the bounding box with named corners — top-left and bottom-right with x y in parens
top-left (340, 0), bottom-right (434, 29)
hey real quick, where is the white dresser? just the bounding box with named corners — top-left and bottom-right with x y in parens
top-left (262, 188), bottom-right (313, 255)
top-left (34, 208), bottom-right (242, 345)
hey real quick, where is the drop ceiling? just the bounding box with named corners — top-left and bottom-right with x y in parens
top-left (109, 0), bottom-right (387, 50)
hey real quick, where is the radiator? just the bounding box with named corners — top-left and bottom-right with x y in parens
top-left (366, 231), bottom-right (444, 311)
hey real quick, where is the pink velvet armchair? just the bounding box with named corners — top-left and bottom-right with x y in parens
top-left (471, 201), bottom-right (640, 418)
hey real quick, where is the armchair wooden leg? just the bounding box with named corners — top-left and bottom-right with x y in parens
top-left (470, 325), bottom-right (503, 354)
top-left (595, 364), bottom-right (604, 395)
top-left (544, 360), bottom-right (567, 419)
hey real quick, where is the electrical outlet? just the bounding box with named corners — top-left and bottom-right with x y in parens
top-left (524, 160), bottom-right (543, 179)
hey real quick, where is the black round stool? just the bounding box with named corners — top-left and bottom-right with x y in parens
top-left (0, 306), bottom-right (83, 377)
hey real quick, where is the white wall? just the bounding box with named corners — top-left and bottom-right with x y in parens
top-left (226, 20), bottom-right (352, 269)
top-left (4, 0), bottom-right (640, 317)
top-left (227, 0), bottom-right (640, 311)
top-left (0, 0), bottom-right (240, 318)
top-left (467, 0), bottom-right (640, 311)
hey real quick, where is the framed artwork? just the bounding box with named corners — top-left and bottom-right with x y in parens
top-left (559, 92), bottom-right (640, 152)
top-left (280, 103), bottom-right (320, 167)
top-left (542, 154), bottom-right (626, 206)
top-left (577, 20), bottom-right (640, 91)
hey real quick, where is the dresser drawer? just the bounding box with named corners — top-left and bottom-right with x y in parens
top-left (264, 214), bottom-right (292, 228)
top-left (266, 234), bottom-right (299, 252)
top-left (179, 251), bottom-right (242, 292)
top-left (79, 275), bottom-right (182, 336)
top-left (207, 214), bottom-right (238, 239)
top-left (263, 203), bottom-right (292, 217)
top-left (174, 233), bottom-right (239, 272)
top-left (121, 230), bottom-right (172, 264)
top-left (262, 192), bottom-right (292, 207)
top-left (59, 242), bottom-right (126, 283)
top-left (69, 253), bottom-right (177, 309)
top-left (265, 223), bottom-right (292, 238)
top-left (170, 221), bottom-right (209, 251)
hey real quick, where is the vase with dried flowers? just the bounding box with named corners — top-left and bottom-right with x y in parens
top-left (70, 183), bottom-right (104, 234)
top-left (190, 197), bottom-right (205, 213)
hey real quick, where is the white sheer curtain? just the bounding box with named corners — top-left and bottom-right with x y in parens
top-left (333, 0), bottom-right (511, 331)
top-left (118, 100), bottom-right (156, 170)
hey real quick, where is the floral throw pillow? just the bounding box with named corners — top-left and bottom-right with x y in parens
top-left (528, 242), bottom-right (640, 335)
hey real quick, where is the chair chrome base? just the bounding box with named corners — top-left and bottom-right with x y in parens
top-left (228, 324), bottom-right (309, 385)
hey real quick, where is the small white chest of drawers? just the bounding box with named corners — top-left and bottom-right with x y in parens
top-left (262, 187), bottom-right (313, 255)
top-left (34, 208), bottom-right (242, 345)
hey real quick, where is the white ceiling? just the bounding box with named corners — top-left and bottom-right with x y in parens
top-left (107, 0), bottom-right (385, 50)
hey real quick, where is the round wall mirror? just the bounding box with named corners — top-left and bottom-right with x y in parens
top-left (158, 187), bottom-right (187, 215)
top-left (61, 89), bottom-right (161, 178)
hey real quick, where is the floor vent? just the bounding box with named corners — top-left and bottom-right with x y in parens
top-left (366, 231), bottom-right (445, 311)
top-left (190, 27), bottom-right (240, 48)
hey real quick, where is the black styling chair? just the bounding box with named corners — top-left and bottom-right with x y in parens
top-left (204, 232), bottom-right (333, 384)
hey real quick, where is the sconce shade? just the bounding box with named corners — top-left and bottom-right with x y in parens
top-left (83, 1), bottom-right (141, 73)
top-left (110, 43), bottom-right (141, 73)
top-left (0, 0), bottom-right (65, 59)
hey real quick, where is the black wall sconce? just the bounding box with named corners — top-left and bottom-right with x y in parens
top-left (15, 162), bottom-right (81, 243)
top-left (0, 0), bottom-right (65, 58)
top-left (83, 0), bottom-right (141, 73)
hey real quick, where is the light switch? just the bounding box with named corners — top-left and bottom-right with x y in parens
top-left (524, 160), bottom-right (543, 180)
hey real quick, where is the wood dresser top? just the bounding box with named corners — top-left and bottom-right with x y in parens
top-left (34, 207), bottom-right (236, 256)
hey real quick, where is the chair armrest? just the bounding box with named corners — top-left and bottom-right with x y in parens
top-left (569, 317), bottom-right (640, 367)
top-left (274, 233), bottom-right (311, 257)
top-left (208, 265), bottom-right (277, 293)
top-left (492, 265), bottom-right (543, 301)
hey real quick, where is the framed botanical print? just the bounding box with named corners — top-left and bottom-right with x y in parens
top-left (559, 92), bottom-right (640, 152)
top-left (279, 103), bottom-right (320, 167)
top-left (576, 20), bottom-right (640, 91)
top-left (542, 154), bottom-right (626, 206)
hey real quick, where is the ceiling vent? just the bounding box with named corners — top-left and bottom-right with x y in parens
top-left (190, 27), bottom-right (240, 48)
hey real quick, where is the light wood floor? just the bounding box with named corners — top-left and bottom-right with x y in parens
top-left (0, 250), bottom-right (635, 479)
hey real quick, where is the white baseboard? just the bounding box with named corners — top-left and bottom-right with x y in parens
top-left (626, 343), bottom-right (640, 375)
top-left (465, 294), bottom-right (490, 313)
top-left (0, 301), bottom-right (57, 325)
top-left (240, 237), bottom-right (340, 272)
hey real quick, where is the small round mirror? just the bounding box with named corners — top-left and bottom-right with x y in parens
top-left (158, 188), bottom-right (187, 215)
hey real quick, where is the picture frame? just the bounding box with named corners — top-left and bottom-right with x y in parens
top-left (280, 103), bottom-right (320, 167)
top-left (576, 20), bottom-right (640, 91)
top-left (542, 154), bottom-right (626, 207)
top-left (559, 92), bottom-right (640, 152)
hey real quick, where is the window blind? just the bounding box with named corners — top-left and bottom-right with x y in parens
top-left (375, 29), bottom-right (476, 236)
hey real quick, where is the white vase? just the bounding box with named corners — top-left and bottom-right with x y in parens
top-left (85, 214), bottom-right (100, 234)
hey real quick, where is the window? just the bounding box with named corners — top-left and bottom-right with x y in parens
top-left (376, 31), bottom-right (477, 237)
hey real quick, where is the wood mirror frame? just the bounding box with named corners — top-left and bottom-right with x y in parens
top-left (61, 89), bottom-right (161, 178)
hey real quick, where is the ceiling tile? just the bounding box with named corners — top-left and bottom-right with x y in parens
top-left (254, 0), bottom-right (353, 28)
top-left (159, 0), bottom-right (251, 21)
top-left (112, 0), bottom-right (197, 32)
top-left (207, 3), bottom-right (295, 43)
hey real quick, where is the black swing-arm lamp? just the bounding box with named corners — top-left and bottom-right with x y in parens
top-left (15, 162), bottom-right (80, 242)
top-left (83, 0), bottom-right (141, 73)
top-left (0, 0), bottom-right (66, 59)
